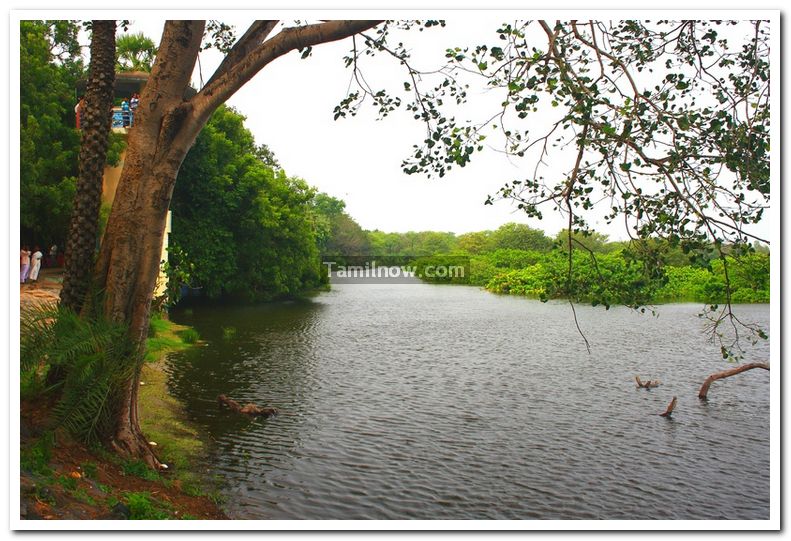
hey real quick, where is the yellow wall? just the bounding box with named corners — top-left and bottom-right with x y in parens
top-left (102, 130), bottom-right (170, 300)
top-left (102, 151), bottom-right (125, 206)
top-left (154, 210), bottom-right (171, 298)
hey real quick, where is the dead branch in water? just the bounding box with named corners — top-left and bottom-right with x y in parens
top-left (218, 394), bottom-right (278, 417)
top-left (635, 376), bottom-right (661, 389)
top-left (698, 362), bottom-right (769, 400)
top-left (660, 396), bottom-right (677, 418)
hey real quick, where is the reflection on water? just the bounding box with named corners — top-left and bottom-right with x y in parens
top-left (166, 285), bottom-right (770, 520)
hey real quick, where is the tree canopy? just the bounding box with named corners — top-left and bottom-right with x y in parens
top-left (115, 31), bottom-right (157, 72)
top-left (336, 19), bottom-right (770, 352)
top-left (170, 105), bottom-right (328, 302)
top-left (340, 20), bottom-right (769, 252)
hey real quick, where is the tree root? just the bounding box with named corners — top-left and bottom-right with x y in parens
top-left (110, 373), bottom-right (162, 469)
top-left (110, 429), bottom-right (161, 469)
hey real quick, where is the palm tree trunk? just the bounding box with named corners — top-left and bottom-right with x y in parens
top-left (60, 20), bottom-right (116, 313)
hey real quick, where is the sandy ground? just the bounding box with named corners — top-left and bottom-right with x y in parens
top-left (20, 268), bottom-right (63, 310)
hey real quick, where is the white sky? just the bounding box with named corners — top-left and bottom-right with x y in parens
top-left (98, 14), bottom-right (773, 242)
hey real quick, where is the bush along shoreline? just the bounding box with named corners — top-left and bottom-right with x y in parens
top-left (411, 250), bottom-right (769, 307)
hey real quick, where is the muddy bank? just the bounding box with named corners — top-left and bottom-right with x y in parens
top-left (20, 399), bottom-right (226, 520)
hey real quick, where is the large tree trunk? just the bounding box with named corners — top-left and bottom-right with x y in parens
top-left (91, 19), bottom-right (382, 466)
top-left (93, 21), bottom-right (205, 466)
top-left (59, 21), bottom-right (116, 313)
top-left (698, 362), bottom-right (769, 400)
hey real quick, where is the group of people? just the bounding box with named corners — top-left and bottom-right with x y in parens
top-left (20, 244), bottom-right (59, 285)
top-left (75, 93), bottom-right (141, 129)
top-left (120, 93), bottom-right (140, 127)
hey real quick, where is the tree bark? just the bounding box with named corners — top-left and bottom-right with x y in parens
top-left (59, 20), bottom-right (116, 313)
top-left (92, 21), bottom-right (204, 466)
top-left (698, 362), bottom-right (769, 400)
top-left (92, 20), bottom-right (383, 466)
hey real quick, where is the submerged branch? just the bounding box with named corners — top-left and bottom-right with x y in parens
top-left (698, 362), bottom-right (769, 400)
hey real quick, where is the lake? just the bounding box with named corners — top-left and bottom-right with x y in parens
top-left (166, 284), bottom-right (770, 520)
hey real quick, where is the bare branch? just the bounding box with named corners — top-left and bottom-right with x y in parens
top-left (203, 20), bottom-right (280, 89)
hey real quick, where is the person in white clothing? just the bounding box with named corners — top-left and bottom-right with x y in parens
top-left (20, 246), bottom-right (31, 284)
top-left (28, 246), bottom-right (43, 282)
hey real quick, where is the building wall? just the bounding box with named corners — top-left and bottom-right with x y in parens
top-left (101, 137), bottom-right (125, 206)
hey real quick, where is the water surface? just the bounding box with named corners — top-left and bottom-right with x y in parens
top-left (166, 284), bottom-right (770, 520)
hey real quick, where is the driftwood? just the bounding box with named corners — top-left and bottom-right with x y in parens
top-left (698, 362), bottom-right (769, 400)
top-left (218, 394), bottom-right (278, 417)
top-left (659, 396), bottom-right (677, 418)
top-left (635, 376), bottom-right (661, 389)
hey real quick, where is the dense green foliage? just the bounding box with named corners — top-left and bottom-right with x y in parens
top-left (363, 223), bottom-right (550, 257)
top-left (20, 21), bottom-right (128, 248)
top-left (653, 254), bottom-right (770, 304)
top-left (314, 193), bottom-right (371, 257)
top-left (485, 250), bottom-right (660, 307)
top-left (170, 106), bottom-right (333, 302)
top-left (366, 230), bottom-right (457, 256)
top-left (115, 32), bottom-right (157, 72)
top-left (408, 231), bottom-right (770, 306)
top-left (20, 20), bottom-right (84, 246)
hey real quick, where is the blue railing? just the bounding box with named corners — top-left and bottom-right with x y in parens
top-left (111, 107), bottom-right (135, 128)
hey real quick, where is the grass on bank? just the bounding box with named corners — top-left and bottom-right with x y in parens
top-left (145, 314), bottom-right (200, 362)
top-left (139, 316), bottom-right (213, 497)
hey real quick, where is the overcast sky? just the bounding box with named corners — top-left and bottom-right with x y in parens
top-left (111, 16), bottom-right (772, 242)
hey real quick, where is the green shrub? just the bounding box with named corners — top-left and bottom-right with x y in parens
top-left (468, 257), bottom-right (499, 286)
top-left (20, 303), bottom-right (139, 444)
top-left (56, 474), bottom-right (78, 491)
top-left (20, 368), bottom-right (46, 400)
top-left (21, 432), bottom-right (55, 476)
top-left (486, 248), bottom-right (544, 269)
top-left (485, 250), bottom-right (660, 307)
top-left (80, 461), bottom-right (98, 479)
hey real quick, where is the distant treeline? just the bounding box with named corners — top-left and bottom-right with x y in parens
top-left (323, 217), bottom-right (769, 306)
top-left (404, 227), bottom-right (769, 306)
